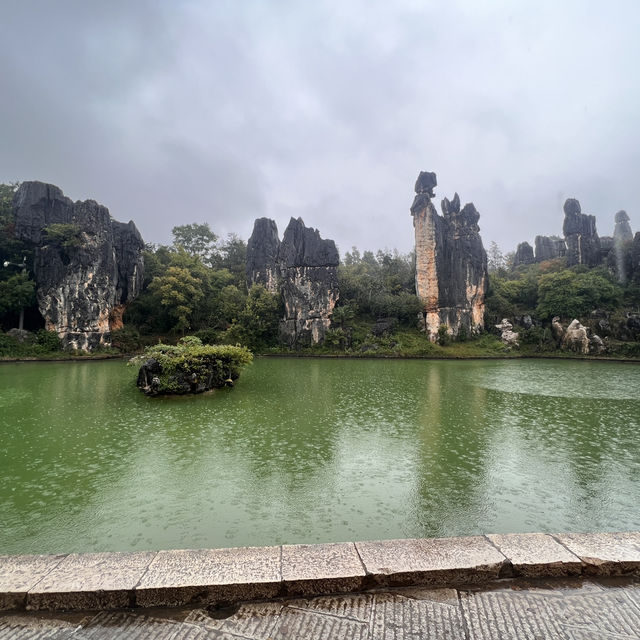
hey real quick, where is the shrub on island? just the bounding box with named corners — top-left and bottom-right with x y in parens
top-left (131, 336), bottom-right (253, 396)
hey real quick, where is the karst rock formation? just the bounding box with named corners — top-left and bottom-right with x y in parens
top-left (410, 171), bottom-right (488, 341)
top-left (13, 181), bottom-right (144, 350)
top-left (246, 216), bottom-right (339, 347)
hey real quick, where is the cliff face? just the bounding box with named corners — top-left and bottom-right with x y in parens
top-left (513, 241), bottom-right (534, 267)
top-left (562, 198), bottom-right (601, 267)
top-left (246, 216), bottom-right (339, 347)
top-left (534, 235), bottom-right (565, 261)
top-left (411, 171), bottom-right (488, 341)
top-left (246, 217), bottom-right (280, 293)
top-left (13, 181), bottom-right (144, 350)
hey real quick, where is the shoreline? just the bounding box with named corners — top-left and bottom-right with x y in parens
top-left (2, 352), bottom-right (640, 365)
top-left (2, 532), bottom-right (639, 612)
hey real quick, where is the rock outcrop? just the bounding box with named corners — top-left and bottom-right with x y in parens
top-left (246, 218), bottom-right (280, 294)
top-left (614, 210), bottom-right (633, 244)
top-left (411, 171), bottom-right (488, 341)
top-left (534, 235), bottom-right (565, 262)
top-left (562, 198), bottom-right (601, 267)
top-left (12, 181), bottom-right (144, 350)
top-left (554, 317), bottom-right (605, 355)
top-left (279, 218), bottom-right (340, 347)
top-left (495, 318), bottom-right (519, 347)
top-left (513, 242), bottom-right (534, 267)
top-left (246, 216), bottom-right (339, 347)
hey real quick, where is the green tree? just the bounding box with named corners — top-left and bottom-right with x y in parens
top-left (226, 284), bottom-right (280, 349)
top-left (171, 222), bottom-right (218, 262)
top-left (0, 272), bottom-right (35, 315)
top-left (537, 269), bottom-right (622, 319)
top-left (148, 265), bottom-right (205, 333)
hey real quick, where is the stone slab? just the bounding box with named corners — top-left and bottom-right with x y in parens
top-left (281, 542), bottom-right (366, 596)
top-left (487, 533), bottom-right (582, 577)
top-left (0, 554), bottom-right (67, 611)
top-left (26, 551), bottom-right (156, 611)
top-left (355, 536), bottom-right (507, 587)
top-left (554, 532), bottom-right (640, 575)
top-left (135, 546), bottom-right (281, 608)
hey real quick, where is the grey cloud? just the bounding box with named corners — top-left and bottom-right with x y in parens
top-left (1, 0), bottom-right (639, 257)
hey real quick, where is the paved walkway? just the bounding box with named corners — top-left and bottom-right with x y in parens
top-left (2, 577), bottom-right (640, 639)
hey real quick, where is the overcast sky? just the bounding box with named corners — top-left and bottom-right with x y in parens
top-left (1, 0), bottom-right (639, 257)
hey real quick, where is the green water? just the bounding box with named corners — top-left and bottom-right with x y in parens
top-left (1, 357), bottom-right (639, 554)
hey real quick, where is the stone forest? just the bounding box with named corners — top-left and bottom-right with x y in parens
top-left (1, 173), bottom-right (639, 360)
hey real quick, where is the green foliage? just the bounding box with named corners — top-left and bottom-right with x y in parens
top-left (35, 329), bottom-right (61, 352)
top-left (0, 271), bottom-right (35, 315)
top-left (43, 223), bottom-right (82, 250)
top-left (110, 326), bottom-right (142, 352)
top-left (172, 222), bottom-right (217, 261)
top-left (130, 336), bottom-right (253, 394)
top-left (537, 269), bottom-right (623, 319)
top-left (148, 262), bottom-right (205, 333)
top-left (337, 247), bottom-right (417, 325)
top-left (0, 329), bottom-right (62, 357)
top-left (222, 284), bottom-right (280, 350)
top-left (437, 324), bottom-right (450, 346)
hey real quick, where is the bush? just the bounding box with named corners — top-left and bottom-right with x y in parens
top-left (110, 326), bottom-right (142, 353)
top-left (130, 336), bottom-right (253, 395)
top-left (35, 330), bottom-right (61, 352)
top-left (437, 324), bottom-right (450, 346)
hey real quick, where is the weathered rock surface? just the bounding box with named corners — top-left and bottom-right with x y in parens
top-left (245, 216), bottom-right (340, 347)
top-left (513, 242), bottom-right (534, 267)
top-left (562, 198), bottom-right (601, 267)
top-left (551, 316), bottom-right (565, 342)
top-left (13, 181), bottom-right (144, 350)
top-left (411, 172), bottom-right (488, 341)
top-left (614, 210), bottom-right (633, 244)
top-left (246, 218), bottom-right (281, 293)
top-left (558, 318), bottom-right (604, 355)
top-left (495, 318), bottom-right (519, 347)
top-left (534, 235), bottom-right (565, 262)
top-left (278, 218), bottom-right (340, 347)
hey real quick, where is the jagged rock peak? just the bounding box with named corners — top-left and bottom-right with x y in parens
top-left (562, 197), bottom-right (600, 266)
top-left (563, 198), bottom-right (581, 216)
top-left (12, 181), bottom-right (144, 350)
top-left (615, 209), bottom-right (630, 223)
top-left (411, 171), bottom-right (488, 341)
top-left (246, 218), bottom-right (281, 292)
top-left (441, 193), bottom-right (461, 217)
top-left (534, 235), bottom-right (565, 262)
top-left (279, 217), bottom-right (339, 268)
top-left (613, 210), bottom-right (633, 243)
top-left (513, 241), bottom-right (535, 267)
top-left (414, 171), bottom-right (437, 196)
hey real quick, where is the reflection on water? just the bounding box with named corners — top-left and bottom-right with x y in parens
top-left (0, 358), bottom-right (639, 554)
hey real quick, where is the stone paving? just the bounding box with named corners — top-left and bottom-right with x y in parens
top-left (2, 577), bottom-right (640, 639)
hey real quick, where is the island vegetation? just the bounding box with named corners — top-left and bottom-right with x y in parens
top-left (1, 181), bottom-right (639, 360)
top-left (131, 336), bottom-right (253, 396)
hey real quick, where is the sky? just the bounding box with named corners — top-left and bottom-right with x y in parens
top-left (1, 0), bottom-right (640, 258)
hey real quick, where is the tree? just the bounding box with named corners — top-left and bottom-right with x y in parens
top-left (0, 272), bottom-right (35, 315)
top-left (148, 265), bottom-right (205, 333)
top-left (536, 269), bottom-right (622, 319)
top-left (226, 284), bottom-right (280, 349)
top-left (171, 223), bottom-right (218, 262)
top-left (487, 241), bottom-right (506, 273)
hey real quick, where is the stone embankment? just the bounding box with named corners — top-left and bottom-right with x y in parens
top-left (2, 532), bottom-right (640, 612)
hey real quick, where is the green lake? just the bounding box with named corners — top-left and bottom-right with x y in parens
top-left (1, 357), bottom-right (639, 555)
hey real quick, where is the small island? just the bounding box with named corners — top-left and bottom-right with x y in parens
top-left (132, 336), bottom-right (252, 396)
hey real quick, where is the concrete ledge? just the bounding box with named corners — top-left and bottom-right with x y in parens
top-left (2, 532), bottom-right (640, 612)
